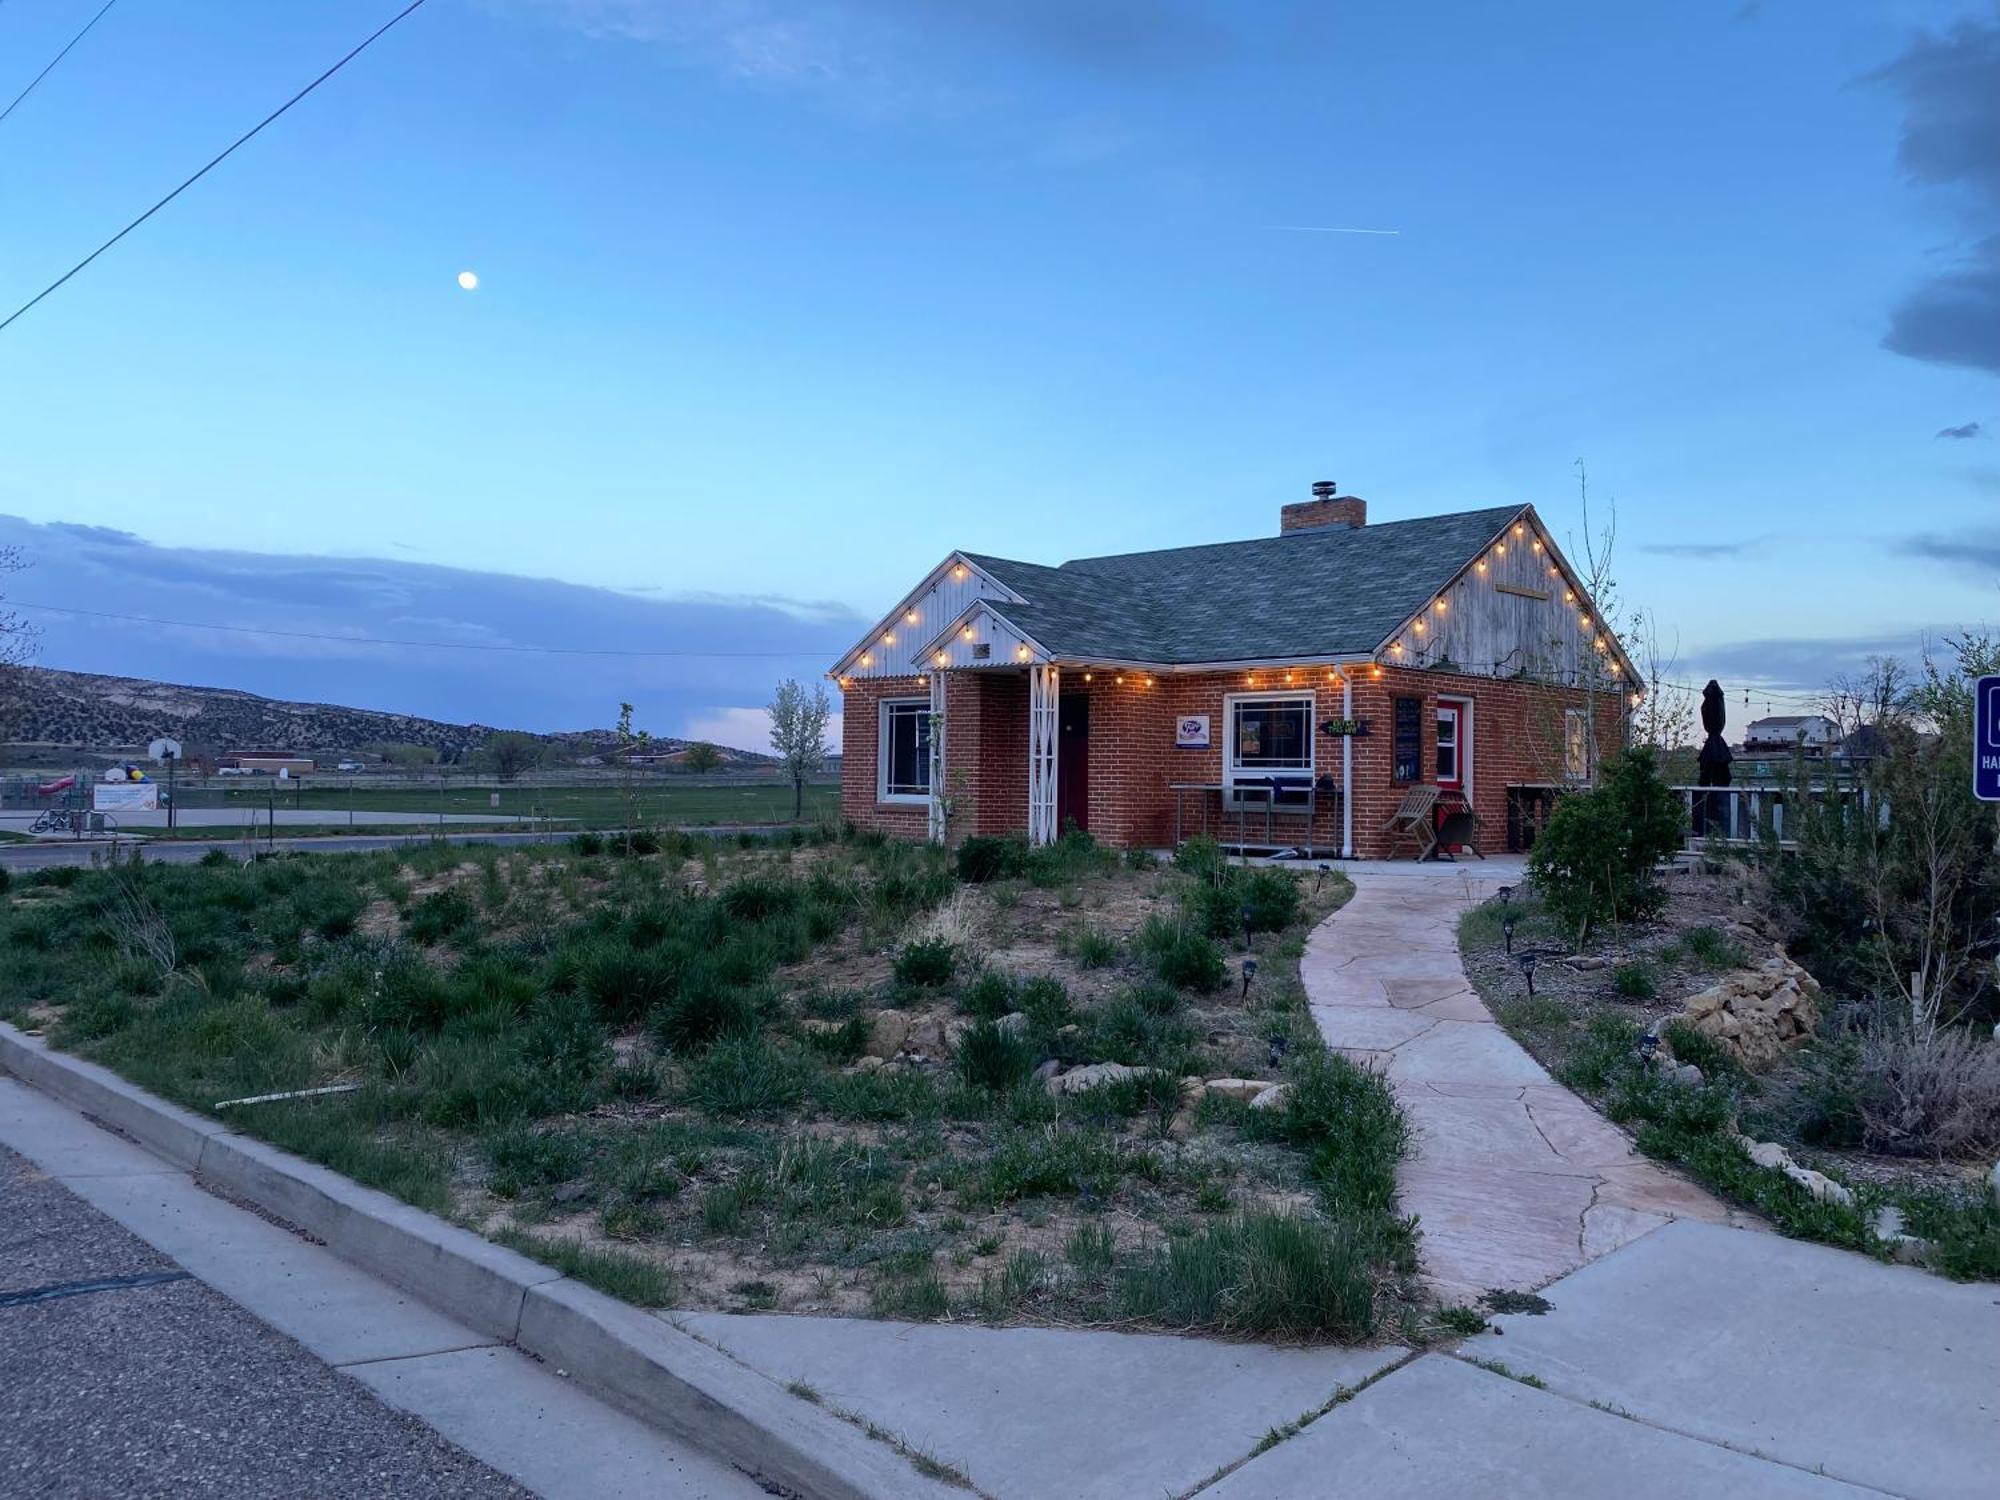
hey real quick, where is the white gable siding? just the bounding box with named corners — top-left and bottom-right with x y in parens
top-left (834, 558), bottom-right (1013, 679)
top-left (1378, 513), bottom-right (1630, 687)
top-left (921, 603), bottom-right (1046, 671)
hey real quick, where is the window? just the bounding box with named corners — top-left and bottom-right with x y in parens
top-left (1392, 696), bottom-right (1422, 783)
top-left (1435, 701), bottom-right (1466, 789)
top-left (1226, 694), bottom-right (1313, 779)
top-left (878, 699), bottom-right (931, 801)
top-left (1564, 708), bottom-right (1591, 782)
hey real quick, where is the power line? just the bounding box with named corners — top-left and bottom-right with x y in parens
top-left (0, 0), bottom-right (430, 335)
top-left (0, 0), bottom-right (118, 128)
top-left (9, 600), bottom-right (839, 659)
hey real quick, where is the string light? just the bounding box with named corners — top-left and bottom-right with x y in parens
top-left (1015, 644), bottom-right (1030, 661)
top-left (1116, 674), bottom-right (1126, 685)
top-left (1433, 599), bottom-right (1447, 613)
top-left (952, 565), bottom-right (968, 580)
top-left (1532, 540), bottom-right (1543, 553)
top-left (1142, 676), bottom-right (1153, 687)
top-left (1513, 523), bottom-right (1525, 537)
top-left (934, 652), bottom-right (948, 667)
top-left (962, 626), bottom-right (975, 640)
top-left (882, 633), bottom-right (894, 645)
top-left (1476, 561), bottom-right (1487, 573)
top-left (1413, 619), bottom-right (1426, 634)
top-left (1083, 672), bottom-right (1094, 682)
top-left (1496, 543), bottom-right (1507, 556)
top-left (905, 610), bottom-right (919, 624)
top-left (860, 653), bottom-right (872, 667)
top-left (1371, 665), bottom-right (1383, 678)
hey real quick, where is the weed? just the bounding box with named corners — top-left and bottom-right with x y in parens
top-left (894, 937), bottom-right (957, 988)
top-left (958, 970), bottom-right (1017, 1021)
top-left (1064, 1220), bottom-right (1117, 1273)
top-left (1611, 961), bottom-right (1660, 1001)
top-left (957, 1020), bottom-right (1037, 1092)
top-left (1436, 1304), bottom-right (1489, 1335)
top-left (1057, 924), bottom-right (1122, 969)
top-left (490, 1229), bottom-right (676, 1306)
top-left (684, 1035), bottom-right (808, 1118)
top-left (1119, 1211), bottom-right (1380, 1341)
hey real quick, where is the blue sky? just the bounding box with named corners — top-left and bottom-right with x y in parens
top-left (1, 0), bottom-right (1996, 749)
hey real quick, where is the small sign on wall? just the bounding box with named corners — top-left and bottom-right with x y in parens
top-left (1175, 714), bottom-right (1211, 749)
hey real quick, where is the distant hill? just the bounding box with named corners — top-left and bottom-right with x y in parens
top-left (0, 666), bottom-right (771, 765)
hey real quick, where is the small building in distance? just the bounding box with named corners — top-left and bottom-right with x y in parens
top-left (1740, 715), bottom-right (1842, 759)
top-left (219, 750), bottom-right (316, 776)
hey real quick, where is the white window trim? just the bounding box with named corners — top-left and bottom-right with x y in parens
top-left (1222, 690), bottom-right (1317, 783)
top-left (877, 697), bottom-right (932, 804)
top-left (1437, 695), bottom-right (1473, 799)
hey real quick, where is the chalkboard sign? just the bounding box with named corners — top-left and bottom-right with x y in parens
top-left (1393, 696), bottom-right (1422, 783)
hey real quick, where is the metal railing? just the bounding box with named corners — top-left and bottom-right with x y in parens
top-left (1504, 780), bottom-right (1869, 853)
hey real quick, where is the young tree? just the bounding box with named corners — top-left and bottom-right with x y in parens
top-left (614, 701), bottom-right (651, 847)
top-left (682, 741), bottom-right (724, 774)
top-left (768, 678), bottom-right (832, 820)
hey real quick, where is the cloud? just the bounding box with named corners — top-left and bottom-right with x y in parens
top-left (1693, 631), bottom-right (1939, 695)
top-left (493, 0), bottom-right (1220, 118)
top-left (1872, 10), bottom-right (2000, 375)
top-left (1898, 526), bottom-right (2000, 577)
top-left (1637, 536), bottom-right (1772, 559)
top-left (684, 703), bottom-right (842, 756)
top-left (0, 513), bottom-right (867, 749)
top-left (1937, 420), bottom-right (1985, 438)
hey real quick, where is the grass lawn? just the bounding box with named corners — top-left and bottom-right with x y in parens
top-left (0, 830), bottom-right (1437, 1342)
top-left (170, 780), bottom-right (841, 829)
top-left (1458, 890), bottom-right (2000, 1281)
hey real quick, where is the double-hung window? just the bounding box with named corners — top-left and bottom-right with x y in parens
top-left (878, 699), bottom-right (932, 802)
top-left (1226, 693), bottom-right (1314, 785)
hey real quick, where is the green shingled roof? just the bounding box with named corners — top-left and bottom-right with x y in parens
top-left (962, 504), bottom-right (1524, 664)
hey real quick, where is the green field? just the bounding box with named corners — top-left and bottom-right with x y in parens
top-left (169, 779), bottom-right (841, 829)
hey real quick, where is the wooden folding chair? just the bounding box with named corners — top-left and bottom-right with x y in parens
top-left (1383, 785), bottom-right (1440, 860)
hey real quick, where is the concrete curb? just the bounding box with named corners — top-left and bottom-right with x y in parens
top-left (0, 1023), bottom-right (961, 1500)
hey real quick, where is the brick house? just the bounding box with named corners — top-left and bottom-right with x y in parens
top-left (831, 485), bottom-right (1638, 859)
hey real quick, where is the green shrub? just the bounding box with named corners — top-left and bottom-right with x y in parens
top-left (1669, 925), bottom-right (1750, 971)
top-left (520, 991), bottom-right (611, 1109)
top-left (1553, 1012), bottom-right (1644, 1093)
top-left (1611, 961), bottom-right (1660, 1000)
top-left (960, 1126), bottom-right (1143, 1205)
top-left (647, 974), bottom-right (766, 1053)
top-left (1083, 992), bottom-right (1197, 1071)
top-left (718, 875), bottom-right (800, 923)
top-left (1118, 1211), bottom-right (1380, 1340)
top-left (1173, 836), bottom-right (1226, 881)
top-left (1137, 917), bottom-right (1227, 992)
top-left (801, 1014), bottom-right (869, 1062)
top-left (1527, 748), bottom-right (1685, 940)
top-left (958, 970), bottom-right (1018, 1021)
top-left (1660, 1019), bottom-right (1736, 1078)
top-left (570, 831), bottom-right (605, 855)
top-left (1249, 1049), bottom-right (1408, 1221)
top-left (956, 835), bottom-right (1030, 884)
top-left (957, 1020), bottom-right (1037, 1092)
top-left (1057, 924), bottom-right (1122, 969)
top-left (406, 888), bottom-right (477, 944)
top-left (684, 1036), bottom-right (807, 1117)
top-left (893, 937), bottom-right (957, 988)
top-left (1017, 976), bottom-right (1075, 1033)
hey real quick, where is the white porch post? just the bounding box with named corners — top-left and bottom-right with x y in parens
top-left (1028, 664), bottom-right (1060, 846)
top-left (927, 672), bottom-right (948, 845)
top-left (1341, 670), bottom-right (1355, 858)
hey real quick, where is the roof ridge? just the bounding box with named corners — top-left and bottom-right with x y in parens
top-left (1052, 502), bottom-right (1524, 572)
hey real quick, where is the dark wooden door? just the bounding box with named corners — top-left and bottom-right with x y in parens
top-left (1057, 693), bottom-right (1089, 833)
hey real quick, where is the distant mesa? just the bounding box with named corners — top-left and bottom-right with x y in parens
top-left (0, 666), bottom-right (770, 769)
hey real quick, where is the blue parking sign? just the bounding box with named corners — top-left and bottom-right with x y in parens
top-left (1978, 676), bottom-right (2000, 802)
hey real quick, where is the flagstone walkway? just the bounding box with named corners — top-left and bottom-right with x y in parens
top-left (1302, 857), bottom-right (1731, 1305)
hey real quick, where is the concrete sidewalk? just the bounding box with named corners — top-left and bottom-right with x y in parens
top-left (1301, 856), bottom-right (1731, 1303)
top-left (0, 1076), bottom-right (763, 1500)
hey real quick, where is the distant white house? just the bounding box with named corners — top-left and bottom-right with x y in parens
top-left (1741, 714), bottom-right (1842, 757)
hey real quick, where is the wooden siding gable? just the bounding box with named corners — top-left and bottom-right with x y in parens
top-left (829, 553), bottom-right (1026, 680)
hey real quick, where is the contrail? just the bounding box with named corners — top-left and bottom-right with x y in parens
top-left (1277, 225), bottom-right (1401, 235)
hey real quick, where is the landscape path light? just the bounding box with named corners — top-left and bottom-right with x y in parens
top-left (1240, 956), bottom-right (1258, 998)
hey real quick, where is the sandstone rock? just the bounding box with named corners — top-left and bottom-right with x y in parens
top-left (1782, 1163), bottom-right (1854, 1207)
top-left (1249, 1083), bottom-right (1291, 1111)
top-left (1671, 1063), bottom-right (1704, 1088)
top-left (799, 1018), bottom-right (847, 1037)
top-left (1031, 1059), bottom-right (1061, 1085)
top-left (1870, 1205), bottom-right (1906, 1242)
top-left (1744, 1139), bottom-right (1791, 1171)
top-left (850, 1055), bottom-right (884, 1075)
top-left (1203, 1078), bottom-right (1272, 1105)
top-left (1048, 1062), bottom-right (1138, 1096)
top-left (864, 1010), bottom-right (911, 1060)
top-left (994, 1012), bottom-right (1030, 1038)
top-left (1674, 949), bottom-right (1821, 1070)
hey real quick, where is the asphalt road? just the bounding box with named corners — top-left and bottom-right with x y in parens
top-left (0, 1144), bottom-right (530, 1500)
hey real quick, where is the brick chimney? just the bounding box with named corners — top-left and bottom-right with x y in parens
top-left (1280, 480), bottom-right (1366, 534)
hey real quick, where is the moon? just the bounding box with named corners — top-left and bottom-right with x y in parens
top-left (456, 270), bottom-right (479, 291)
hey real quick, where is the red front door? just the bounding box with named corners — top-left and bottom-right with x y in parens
top-left (1057, 693), bottom-right (1089, 833)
